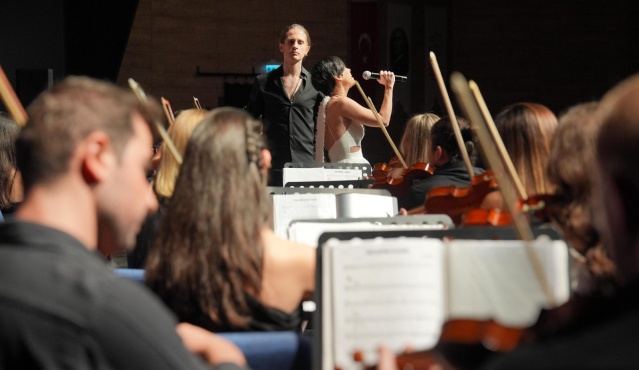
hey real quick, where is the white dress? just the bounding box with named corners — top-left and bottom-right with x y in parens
top-left (315, 96), bottom-right (370, 165)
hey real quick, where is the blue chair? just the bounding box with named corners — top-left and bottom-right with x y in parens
top-left (219, 332), bottom-right (312, 370)
top-left (113, 268), bottom-right (312, 369)
top-left (114, 268), bottom-right (145, 283)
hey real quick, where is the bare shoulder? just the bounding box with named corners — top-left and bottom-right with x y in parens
top-left (262, 228), bottom-right (315, 265)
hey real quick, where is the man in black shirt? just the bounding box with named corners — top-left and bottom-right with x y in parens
top-left (245, 23), bottom-right (322, 186)
top-left (0, 77), bottom-right (247, 370)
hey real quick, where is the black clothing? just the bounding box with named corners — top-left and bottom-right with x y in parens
top-left (245, 66), bottom-right (322, 186)
top-left (0, 220), bottom-right (244, 370)
top-left (403, 161), bottom-right (484, 210)
top-left (179, 293), bottom-right (302, 333)
top-left (128, 196), bottom-right (169, 268)
top-left (480, 280), bottom-right (639, 369)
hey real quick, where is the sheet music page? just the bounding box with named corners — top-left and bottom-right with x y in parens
top-left (324, 168), bottom-right (366, 181)
top-left (336, 193), bottom-right (398, 218)
top-left (272, 194), bottom-right (337, 238)
top-left (288, 222), bottom-right (448, 247)
top-left (446, 239), bottom-right (570, 327)
top-left (288, 222), bottom-right (376, 246)
top-left (283, 167), bottom-right (327, 185)
top-left (326, 237), bottom-right (446, 370)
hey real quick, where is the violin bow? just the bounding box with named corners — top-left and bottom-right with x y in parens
top-left (161, 97), bottom-right (176, 126)
top-left (354, 80), bottom-right (408, 169)
top-left (128, 78), bottom-right (183, 165)
top-left (193, 96), bottom-right (202, 110)
top-left (450, 71), bottom-right (556, 308)
top-left (430, 52), bottom-right (475, 180)
top-left (469, 81), bottom-right (527, 200)
top-left (0, 66), bottom-right (28, 127)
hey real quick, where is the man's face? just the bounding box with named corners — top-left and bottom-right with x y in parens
top-left (279, 28), bottom-right (310, 63)
top-left (97, 113), bottom-right (158, 254)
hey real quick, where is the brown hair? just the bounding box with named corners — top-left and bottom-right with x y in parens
top-left (494, 102), bottom-right (557, 196)
top-left (547, 102), bottom-right (600, 253)
top-left (0, 112), bottom-right (20, 208)
top-left (154, 109), bottom-right (208, 198)
top-left (549, 101), bottom-right (619, 293)
top-left (400, 113), bottom-right (439, 165)
top-left (279, 23), bottom-right (311, 46)
top-left (16, 76), bottom-right (161, 192)
top-left (145, 107), bottom-right (271, 329)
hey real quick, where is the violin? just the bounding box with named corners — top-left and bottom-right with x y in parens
top-left (372, 156), bottom-right (403, 179)
top-left (423, 170), bottom-right (498, 225)
top-left (372, 161), bottom-right (436, 200)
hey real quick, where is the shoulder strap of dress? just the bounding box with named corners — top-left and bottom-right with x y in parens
top-left (315, 95), bottom-right (332, 163)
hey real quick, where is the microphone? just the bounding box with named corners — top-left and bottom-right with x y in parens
top-left (362, 71), bottom-right (407, 82)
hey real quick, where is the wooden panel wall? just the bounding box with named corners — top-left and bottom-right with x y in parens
top-left (118, 0), bottom-right (350, 111)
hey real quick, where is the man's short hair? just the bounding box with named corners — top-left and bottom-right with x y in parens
top-left (16, 76), bottom-right (161, 191)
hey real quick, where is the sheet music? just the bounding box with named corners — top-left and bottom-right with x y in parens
top-left (283, 167), bottom-right (365, 186)
top-left (283, 168), bottom-right (327, 185)
top-left (324, 168), bottom-right (366, 181)
top-left (325, 237), bottom-right (446, 370)
top-left (335, 193), bottom-right (397, 218)
top-left (272, 194), bottom-right (337, 237)
top-left (446, 239), bottom-right (570, 327)
top-left (289, 221), bottom-right (445, 247)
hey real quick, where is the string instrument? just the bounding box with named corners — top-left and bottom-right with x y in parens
top-left (128, 78), bottom-right (183, 164)
top-left (413, 52), bottom-right (492, 221)
top-left (424, 170), bottom-right (499, 225)
top-left (374, 72), bottom-right (560, 370)
top-left (193, 96), bottom-right (203, 110)
top-left (461, 81), bottom-right (558, 226)
top-left (161, 97), bottom-right (176, 126)
top-left (0, 66), bottom-right (28, 126)
top-left (371, 156), bottom-right (402, 178)
top-left (353, 80), bottom-right (435, 198)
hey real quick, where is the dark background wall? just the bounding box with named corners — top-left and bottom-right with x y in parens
top-left (1, 0), bottom-right (137, 107)
top-left (2, 0), bottom-right (638, 165)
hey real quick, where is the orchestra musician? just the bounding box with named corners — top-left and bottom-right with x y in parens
top-left (478, 102), bottom-right (558, 211)
top-left (0, 112), bottom-right (22, 219)
top-left (479, 74), bottom-right (639, 369)
top-left (128, 108), bottom-right (208, 268)
top-left (545, 101), bottom-right (618, 295)
top-left (402, 116), bottom-right (484, 211)
top-left (386, 113), bottom-right (439, 180)
top-left (145, 107), bottom-right (315, 333)
top-left (310, 56), bottom-right (395, 164)
top-left (0, 77), bottom-right (247, 369)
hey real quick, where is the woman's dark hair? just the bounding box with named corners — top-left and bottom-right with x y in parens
top-left (429, 116), bottom-right (477, 165)
top-left (0, 112), bottom-right (20, 208)
top-left (311, 56), bottom-right (346, 96)
top-left (145, 107), bottom-right (270, 329)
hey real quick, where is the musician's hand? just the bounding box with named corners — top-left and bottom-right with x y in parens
top-left (399, 208), bottom-right (408, 216)
top-left (376, 346), bottom-right (399, 370)
top-left (377, 70), bottom-right (395, 89)
top-left (176, 322), bottom-right (246, 366)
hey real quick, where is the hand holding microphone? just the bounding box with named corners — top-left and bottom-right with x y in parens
top-left (362, 70), bottom-right (408, 83)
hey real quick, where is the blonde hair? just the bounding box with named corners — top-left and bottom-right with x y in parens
top-left (400, 113), bottom-right (439, 165)
top-left (154, 109), bottom-right (208, 197)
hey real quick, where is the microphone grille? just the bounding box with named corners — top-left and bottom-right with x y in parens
top-left (362, 71), bottom-right (371, 80)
